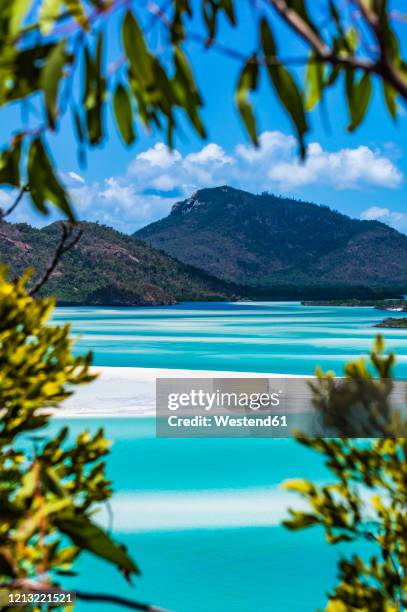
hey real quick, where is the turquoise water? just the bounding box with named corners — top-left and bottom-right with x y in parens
top-left (51, 420), bottom-right (370, 612)
top-left (49, 303), bottom-right (406, 611)
top-left (53, 301), bottom-right (407, 375)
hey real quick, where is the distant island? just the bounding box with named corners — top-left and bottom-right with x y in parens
top-left (302, 299), bottom-right (407, 310)
top-left (301, 299), bottom-right (407, 329)
top-left (1, 186), bottom-right (407, 306)
top-left (375, 318), bottom-right (407, 329)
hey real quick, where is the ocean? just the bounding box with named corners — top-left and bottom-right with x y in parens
top-left (49, 302), bottom-right (406, 611)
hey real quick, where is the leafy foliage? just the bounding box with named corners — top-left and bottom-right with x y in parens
top-left (0, 1), bottom-right (407, 220)
top-left (283, 338), bottom-right (407, 610)
top-left (0, 269), bottom-right (138, 601)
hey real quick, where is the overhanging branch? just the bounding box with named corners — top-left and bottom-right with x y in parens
top-left (0, 184), bottom-right (29, 220)
top-left (76, 590), bottom-right (172, 611)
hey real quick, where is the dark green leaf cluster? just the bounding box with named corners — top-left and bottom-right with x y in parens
top-left (283, 338), bottom-right (407, 611)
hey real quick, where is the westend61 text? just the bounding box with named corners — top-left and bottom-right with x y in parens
top-left (167, 415), bottom-right (288, 428)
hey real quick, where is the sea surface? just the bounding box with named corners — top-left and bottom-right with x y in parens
top-left (53, 301), bottom-right (407, 376)
top-left (49, 302), bottom-right (406, 611)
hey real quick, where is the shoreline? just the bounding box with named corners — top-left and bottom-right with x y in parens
top-left (53, 366), bottom-right (305, 418)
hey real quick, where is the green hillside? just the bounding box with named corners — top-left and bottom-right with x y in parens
top-left (0, 221), bottom-right (239, 305)
top-left (136, 186), bottom-right (407, 293)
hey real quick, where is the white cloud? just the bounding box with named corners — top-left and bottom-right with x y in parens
top-left (69, 177), bottom-right (177, 230)
top-left (7, 131), bottom-right (404, 233)
top-left (185, 143), bottom-right (233, 165)
top-left (236, 130), bottom-right (295, 162)
top-left (134, 142), bottom-right (181, 169)
top-left (68, 171), bottom-right (85, 184)
top-left (128, 133), bottom-right (402, 200)
top-left (0, 189), bottom-right (15, 211)
top-left (360, 206), bottom-right (407, 231)
top-left (67, 135), bottom-right (404, 232)
top-left (99, 177), bottom-right (138, 210)
top-left (361, 206), bottom-right (391, 221)
top-left (267, 142), bottom-right (402, 190)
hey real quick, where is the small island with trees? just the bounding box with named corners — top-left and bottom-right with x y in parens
top-left (375, 318), bottom-right (407, 329)
top-left (302, 299), bottom-right (407, 329)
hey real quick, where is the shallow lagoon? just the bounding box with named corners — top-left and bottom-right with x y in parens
top-left (50, 302), bottom-right (405, 610)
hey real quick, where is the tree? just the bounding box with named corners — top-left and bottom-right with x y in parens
top-left (0, 268), bottom-right (171, 611)
top-left (283, 337), bottom-right (407, 611)
top-left (1, 0), bottom-right (407, 223)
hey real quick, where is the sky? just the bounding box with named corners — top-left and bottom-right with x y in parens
top-left (1, 1), bottom-right (407, 235)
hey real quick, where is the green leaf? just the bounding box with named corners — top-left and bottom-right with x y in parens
top-left (65, 0), bottom-right (88, 29)
top-left (173, 47), bottom-right (205, 138)
top-left (16, 499), bottom-right (72, 542)
top-left (382, 81), bottom-right (397, 119)
top-left (305, 56), bottom-right (325, 110)
top-left (346, 71), bottom-right (372, 131)
top-left (39, 0), bottom-right (63, 34)
top-left (15, 467), bottom-right (36, 504)
top-left (261, 20), bottom-right (307, 157)
top-left (283, 512), bottom-right (320, 530)
top-left (343, 26), bottom-right (358, 53)
top-left (122, 11), bottom-right (153, 86)
top-left (235, 56), bottom-right (259, 145)
top-left (82, 34), bottom-right (105, 145)
top-left (9, 0), bottom-right (31, 35)
top-left (57, 516), bottom-right (140, 576)
top-left (113, 83), bottom-right (135, 145)
top-left (260, 18), bottom-right (276, 56)
top-left (72, 107), bottom-right (86, 166)
top-left (40, 41), bottom-right (68, 129)
top-left (27, 137), bottom-right (75, 220)
top-left (72, 107), bottom-right (84, 143)
top-left (0, 140), bottom-right (21, 187)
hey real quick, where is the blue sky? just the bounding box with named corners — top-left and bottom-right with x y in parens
top-left (1, 1), bottom-right (407, 234)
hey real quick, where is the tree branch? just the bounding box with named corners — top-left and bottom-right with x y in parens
top-left (0, 184), bottom-right (29, 220)
top-left (76, 590), bottom-right (172, 611)
top-left (269, 0), bottom-right (330, 57)
top-left (352, 0), bottom-right (407, 100)
top-left (29, 222), bottom-right (83, 296)
top-left (269, 0), bottom-right (407, 101)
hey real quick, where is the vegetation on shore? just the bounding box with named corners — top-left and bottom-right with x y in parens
top-left (3, 218), bottom-right (403, 306)
top-left (376, 317), bottom-right (407, 329)
top-left (302, 299), bottom-right (407, 310)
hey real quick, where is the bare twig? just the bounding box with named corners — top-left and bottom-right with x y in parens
top-left (0, 184), bottom-right (29, 220)
top-left (269, 0), bottom-right (330, 57)
top-left (76, 590), bottom-right (172, 611)
top-left (29, 222), bottom-right (83, 296)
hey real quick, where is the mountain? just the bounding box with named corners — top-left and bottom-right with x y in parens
top-left (0, 221), bottom-right (240, 305)
top-left (136, 186), bottom-right (407, 293)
